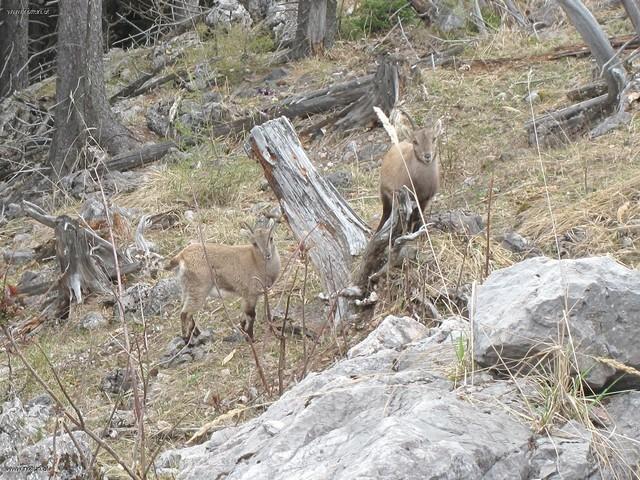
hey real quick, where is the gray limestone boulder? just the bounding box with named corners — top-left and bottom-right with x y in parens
top-left (473, 256), bottom-right (640, 390)
top-left (156, 315), bottom-right (534, 479)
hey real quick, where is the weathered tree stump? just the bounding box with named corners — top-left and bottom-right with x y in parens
top-left (21, 201), bottom-right (139, 317)
top-left (324, 54), bottom-right (408, 133)
top-left (248, 117), bottom-right (370, 325)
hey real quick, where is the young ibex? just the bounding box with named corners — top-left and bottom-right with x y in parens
top-left (165, 219), bottom-right (280, 342)
top-left (376, 119), bottom-right (443, 232)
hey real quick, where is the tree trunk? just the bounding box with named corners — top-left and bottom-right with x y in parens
top-left (557, 0), bottom-right (626, 103)
top-left (621, 0), bottom-right (640, 35)
top-left (48, 0), bottom-right (139, 180)
top-left (0, 0), bottom-right (29, 99)
top-left (526, 0), bottom-right (633, 145)
top-left (290, 0), bottom-right (337, 60)
top-left (248, 117), bottom-right (370, 326)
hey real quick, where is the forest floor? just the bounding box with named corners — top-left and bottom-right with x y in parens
top-left (1, 5), bottom-right (639, 478)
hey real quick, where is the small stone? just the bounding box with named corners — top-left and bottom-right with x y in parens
top-left (3, 249), bottom-right (34, 265)
top-left (112, 410), bottom-right (136, 428)
top-left (621, 236), bottom-right (633, 249)
top-left (13, 233), bottom-right (33, 247)
top-left (325, 170), bottom-right (353, 190)
top-left (524, 91), bottom-right (540, 104)
top-left (80, 311), bottom-right (108, 330)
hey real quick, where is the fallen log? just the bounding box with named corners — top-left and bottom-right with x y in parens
top-left (97, 141), bottom-right (176, 173)
top-left (248, 117), bottom-right (370, 325)
top-left (211, 74), bottom-right (375, 137)
top-left (525, 1), bottom-right (635, 145)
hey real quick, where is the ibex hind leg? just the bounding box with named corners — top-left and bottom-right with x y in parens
top-left (180, 291), bottom-right (205, 342)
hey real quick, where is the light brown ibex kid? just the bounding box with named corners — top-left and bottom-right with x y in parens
top-left (165, 219), bottom-right (280, 342)
top-left (376, 119), bottom-right (443, 233)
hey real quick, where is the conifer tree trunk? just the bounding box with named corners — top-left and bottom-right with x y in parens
top-left (290, 0), bottom-right (337, 59)
top-left (49, 0), bottom-right (139, 179)
top-left (0, 0), bottom-right (29, 98)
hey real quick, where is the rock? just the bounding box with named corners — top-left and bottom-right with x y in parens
top-left (262, 67), bottom-right (288, 84)
top-left (265, 1), bottom-right (297, 46)
top-left (116, 278), bottom-right (180, 320)
top-left (12, 232), bottom-right (33, 247)
top-left (356, 142), bottom-right (388, 162)
top-left (602, 391), bottom-right (640, 474)
top-left (473, 256), bottom-right (640, 390)
top-left (429, 210), bottom-right (484, 236)
top-left (156, 316), bottom-right (535, 479)
top-left (348, 315), bottom-right (429, 358)
top-left (146, 277), bottom-right (182, 316)
top-left (147, 97), bottom-right (232, 137)
top-left (1, 431), bottom-right (92, 480)
top-left (151, 31), bottom-right (200, 70)
top-left (500, 231), bottom-right (542, 257)
top-left (239, 0), bottom-right (273, 19)
top-left (324, 170), bottom-right (352, 190)
top-left (527, 420), bottom-right (594, 479)
top-left (436, 10), bottom-right (465, 32)
top-left (523, 90), bottom-right (540, 104)
top-left (60, 170), bottom-right (141, 199)
top-left (205, 0), bottom-right (252, 29)
top-left (101, 368), bottom-right (132, 394)
top-left (159, 330), bottom-right (213, 367)
top-left (2, 249), bottom-right (34, 265)
top-left (146, 100), bottom-right (171, 137)
top-left (111, 410), bottom-right (136, 428)
top-left (80, 311), bottom-right (108, 330)
top-left (0, 396), bottom-right (52, 465)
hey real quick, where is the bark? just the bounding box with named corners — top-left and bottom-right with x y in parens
top-left (290, 0), bottom-right (337, 60)
top-left (621, 0), bottom-right (640, 35)
top-left (0, 0), bottom-right (29, 98)
top-left (48, 0), bottom-right (139, 179)
top-left (248, 117), bottom-right (370, 326)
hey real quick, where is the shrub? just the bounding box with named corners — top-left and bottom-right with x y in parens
top-left (341, 0), bottom-right (418, 39)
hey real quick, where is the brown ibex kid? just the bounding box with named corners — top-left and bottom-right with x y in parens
top-left (165, 219), bottom-right (281, 342)
top-left (376, 119), bottom-right (443, 232)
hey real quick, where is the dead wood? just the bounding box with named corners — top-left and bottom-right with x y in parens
top-left (248, 117), bottom-right (370, 326)
top-left (525, 94), bottom-right (612, 147)
top-left (566, 80), bottom-right (608, 102)
top-left (96, 141), bottom-right (177, 173)
top-left (352, 189), bottom-right (416, 290)
top-left (21, 201), bottom-right (139, 314)
top-left (525, 1), bottom-right (636, 146)
top-left (211, 74), bottom-right (375, 138)
top-left (320, 54), bottom-right (408, 133)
